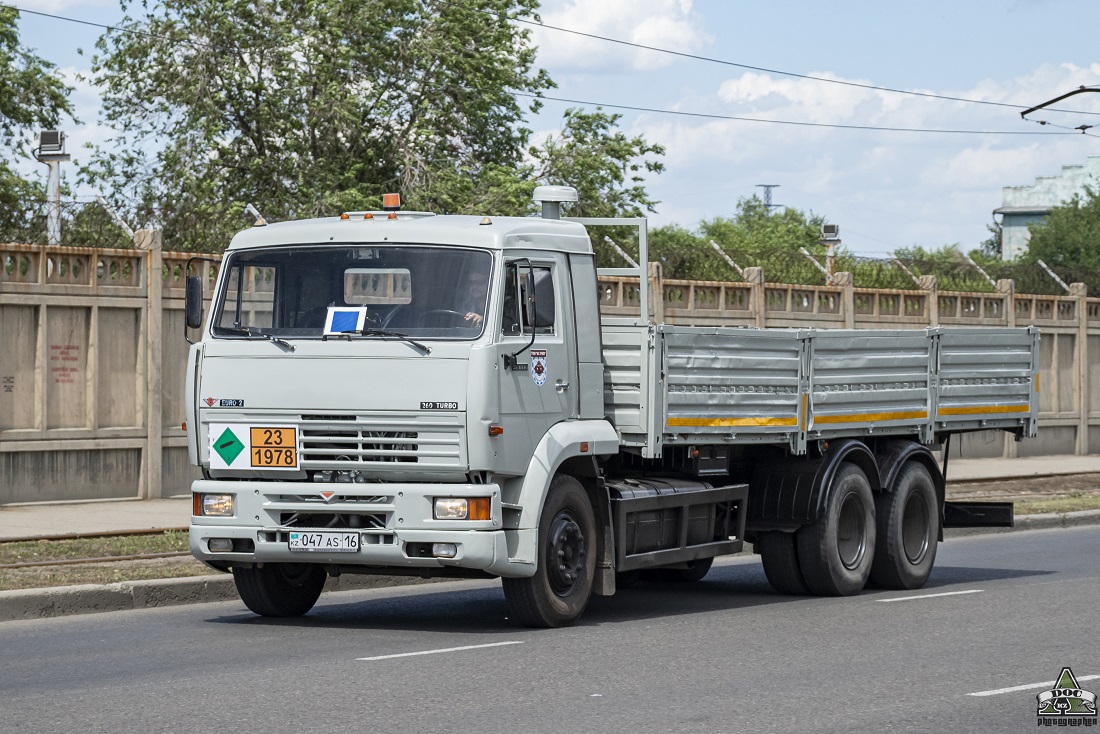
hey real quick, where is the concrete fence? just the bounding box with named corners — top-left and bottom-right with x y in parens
top-left (1, 235), bottom-right (217, 504)
top-left (0, 241), bottom-right (1093, 505)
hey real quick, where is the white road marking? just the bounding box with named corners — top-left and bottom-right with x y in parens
top-left (357, 641), bottom-right (524, 661)
top-left (969, 675), bottom-right (1100, 697)
top-left (875, 589), bottom-right (984, 603)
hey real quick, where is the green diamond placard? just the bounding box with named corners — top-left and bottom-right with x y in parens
top-left (213, 427), bottom-right (245, 466)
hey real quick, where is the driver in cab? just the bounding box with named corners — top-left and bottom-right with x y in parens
top-left (460, 272), bottom-right (489, 326)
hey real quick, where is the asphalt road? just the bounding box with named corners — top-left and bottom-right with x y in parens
top-left (1, 526), bottom-right (1097, 734)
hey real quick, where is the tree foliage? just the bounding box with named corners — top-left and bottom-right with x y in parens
top-left (637, 197), bottom-right (827, 279)
top-left (82, 2), bottom-right (674, 251)
top-left (0, 7), bottom-right (73, 148)
top-left (85, 0), bottom-right (554, 249)
top-left (0, 6), bottom-right (74, 236)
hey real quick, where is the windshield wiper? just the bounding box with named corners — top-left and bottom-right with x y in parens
top-left (220, 326), bottom-right (295, 352)
top-left (357, 328), bottom-right (431, 355)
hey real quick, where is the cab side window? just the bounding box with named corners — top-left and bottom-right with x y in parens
top-left (502, 263), bottom-right (555, 335)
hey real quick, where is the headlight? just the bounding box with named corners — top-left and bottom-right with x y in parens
top-left (195, 493), bottom-right (235, 517)
top-left (433, 497), bottom-right (490, 521)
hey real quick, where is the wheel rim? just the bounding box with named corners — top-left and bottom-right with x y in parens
top-left (836, 493), bottom-right (867, 570)
top-left (546, 511), bottom-right (587, 596)
top-left (901, 491), bottom-right (931, 564)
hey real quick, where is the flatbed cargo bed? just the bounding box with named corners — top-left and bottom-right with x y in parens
top-left (603, 324), bottom-right (1039, 457)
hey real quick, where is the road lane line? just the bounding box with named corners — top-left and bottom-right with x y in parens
top-left (875, 589), bottom-right (984, 603)
top-left (969, 675), bottom-right (1100, 697)
top-left (357, 641), bottom-right (524, 661)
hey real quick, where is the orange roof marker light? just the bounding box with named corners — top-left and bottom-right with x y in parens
top-left (381, 193), bottom-right (401, 211)
top-left (363, 212), bottom-right (374, 220)
top-left (339, 212), bottom-right (350, 220)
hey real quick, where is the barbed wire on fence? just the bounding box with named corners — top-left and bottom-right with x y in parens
top-left (6, 203), bottom-right (1100, 297)
top-left (0, 200), bottom-right (134, 250)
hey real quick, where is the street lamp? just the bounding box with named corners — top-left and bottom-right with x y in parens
top-left (33, 130), bottom-right (70, 246)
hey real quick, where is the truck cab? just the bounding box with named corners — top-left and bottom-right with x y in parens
top-left (186, 197), bottom-right (618, 622)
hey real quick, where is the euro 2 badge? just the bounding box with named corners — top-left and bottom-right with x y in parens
top-left (530, 349), bottom-right (547, 386)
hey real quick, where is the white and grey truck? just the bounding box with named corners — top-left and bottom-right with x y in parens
top-left (184, 186), bottom-right (1038, 627)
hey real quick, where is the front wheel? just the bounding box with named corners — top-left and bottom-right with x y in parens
top-left (870, 462), bottom-right (939, 590)
top-left (503, 475), bottom-right (596, 628)
top-left (796, 463), bottom-right (876, 596)
top-left (233, 563), bottom-right (327, 617)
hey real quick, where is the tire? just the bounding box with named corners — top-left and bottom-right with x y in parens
top-left (796, 463), bottom-right (876, 596)
top-left (233, 562), bottom-right (327, 617)
top-left (502, 475), bottom-right (597, 628)
top-left (870, 461), bottom-right (939, 590)
top-left (648, 557), bottom-right (714, 583)
top-left (757, 531), bottom-right (809, 595)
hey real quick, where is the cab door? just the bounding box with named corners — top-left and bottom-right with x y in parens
top-left (494, 253), bottom-right (578, 475)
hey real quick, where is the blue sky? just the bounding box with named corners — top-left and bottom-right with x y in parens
top-left (11, 0), bottom-right (1100, 256)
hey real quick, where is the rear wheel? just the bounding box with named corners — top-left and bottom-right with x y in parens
top-left (757, 531), bottom-right (809, 595)
top-left (796, 463), bottom-right (875, 596)
top-left (871, 462), bottom-right (939, 590)
top-left (233, 563), bottom-right (326, 617)
top-left (503, 475), bottom-right (596, 628)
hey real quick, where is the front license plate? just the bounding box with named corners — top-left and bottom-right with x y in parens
top-left (250, 427), bottom-right (298, 468)
top-left (288, 531), bottom-right (360, 553)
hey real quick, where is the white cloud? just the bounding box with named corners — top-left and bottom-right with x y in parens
top-left (532, 0), bottom-right (710, 72)
top-left (625, 61), bottom-right (1100, 255)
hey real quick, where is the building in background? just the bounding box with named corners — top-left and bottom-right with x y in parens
top-left (994, 156), bottom-right (1100, 260)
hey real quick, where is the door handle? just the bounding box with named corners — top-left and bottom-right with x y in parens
top-left (555, 380), bottom-right (570, 393)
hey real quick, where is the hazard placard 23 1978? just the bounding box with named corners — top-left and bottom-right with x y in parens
top-left (249, 427), bottom-right (297, 468)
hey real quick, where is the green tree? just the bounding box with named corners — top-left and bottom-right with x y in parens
top-left (0, 6), bottom-right (74, 241)
top-left (529, 107), bottom-right (665, 266)
top-left (1023, 184), bottom-right (1100, 270)
top-left (700, 196), bottom-right (825, 254)
top-left (0, 8), bottom-right (73, 149)
top-left (84, 0), bottom-right (553, 250)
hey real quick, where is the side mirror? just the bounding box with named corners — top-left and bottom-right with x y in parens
top-left (185, 275), bottom-right (203, 330)
top-left (523, 270), bottom-right (537, 327)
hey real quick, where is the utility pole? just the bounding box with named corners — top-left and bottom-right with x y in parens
top-left (820, 223), bottom-right (840, 278)
top-left (755, 184), bottom-right (781, 211)
top-left (33, 131), bottom-right (70, 246)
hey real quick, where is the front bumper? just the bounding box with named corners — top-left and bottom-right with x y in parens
top-left (189, 479), bottom-right (533, 577)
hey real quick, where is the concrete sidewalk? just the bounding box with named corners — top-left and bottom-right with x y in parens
top-left (2, 454), bottom-right (1100, 541)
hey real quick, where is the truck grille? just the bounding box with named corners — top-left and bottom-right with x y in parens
top-left (297, 414), bottom-right (464, 469)
top-left (278, 511), bottom-right (389, 530)
top-left (264, 490), bottom-right (395, 532)
top-left (302, 429), bottom-right (420, 463)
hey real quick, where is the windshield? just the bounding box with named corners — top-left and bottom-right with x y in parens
top-left (212, 245), bottom-right (493, 340)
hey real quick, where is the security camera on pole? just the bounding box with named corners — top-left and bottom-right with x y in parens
top-left (33, 131), bottom-right (70, 246)
top-left (820, 223), bottom-right (840, 279)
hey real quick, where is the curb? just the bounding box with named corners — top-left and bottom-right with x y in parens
top-left (943, 508), bottom-right (1100, 537)
top-left (0, 571), bottom-right (442, 623)
top-left (3, 511), bottom-right (1099, 623)
top-left (944, 470), bottom-right (1100, 485)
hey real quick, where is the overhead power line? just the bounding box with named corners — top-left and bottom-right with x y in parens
top-left (4, 2), bottom-right (1086, 136)
top-left (474, 5), bottom-right (1100, 118)
top-left (515, 92), bottom-right (1073, 135)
